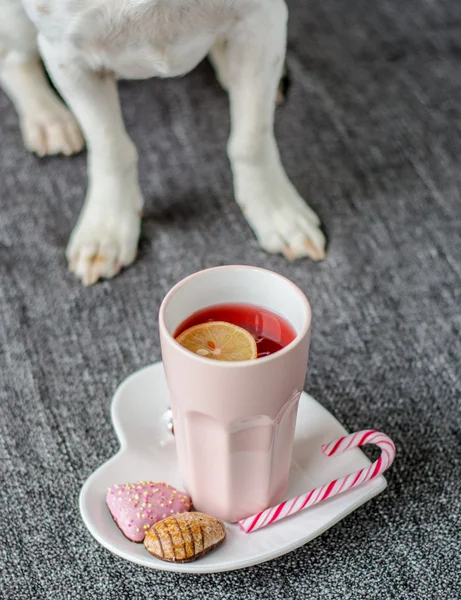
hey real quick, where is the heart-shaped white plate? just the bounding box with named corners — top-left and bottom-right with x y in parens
top-left (79, 362), bottom-right (386, 573)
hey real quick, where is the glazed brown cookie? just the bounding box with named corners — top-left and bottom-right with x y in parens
top-left (144, 511), bottom-right (226, 562)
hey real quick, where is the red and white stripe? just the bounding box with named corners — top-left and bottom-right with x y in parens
top-left (238, 429), bottom-right (396, 533)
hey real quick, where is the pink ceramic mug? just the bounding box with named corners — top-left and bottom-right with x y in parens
top-left (159, 265), bottom-right (312, 523)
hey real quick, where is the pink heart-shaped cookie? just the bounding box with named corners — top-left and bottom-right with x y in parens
top-left (106, 481), bottom-right (192, 542)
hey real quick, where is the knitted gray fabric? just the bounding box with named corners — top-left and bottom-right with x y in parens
top-left (1, 0), bottom-right (460, 598)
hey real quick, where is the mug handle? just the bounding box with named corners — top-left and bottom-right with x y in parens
top-left (239, 430), bottom-right (396, 533)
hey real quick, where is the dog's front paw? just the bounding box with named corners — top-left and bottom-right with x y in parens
top-left (256, 202), bottom-right (326, 262)
top-left (235, 170), bottom-right (326, 261)
top-left (66, 186), bottom-right (142, 286)
top-left (20, 99), bottom-right (84, 157)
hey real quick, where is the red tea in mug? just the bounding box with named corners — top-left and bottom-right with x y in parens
top-left (174, 303), bottom-right (296, 358)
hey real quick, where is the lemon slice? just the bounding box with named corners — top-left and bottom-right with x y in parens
top-left (175, 321), bottom-right (257, 361)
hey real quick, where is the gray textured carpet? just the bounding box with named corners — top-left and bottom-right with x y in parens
top-left (1, 0), bottom-right (460, 598)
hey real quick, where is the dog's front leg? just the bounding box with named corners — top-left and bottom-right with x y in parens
top-left (39, 36), bottom-right (142, 286)
top-left (225, 0), bottom-right (325, 260)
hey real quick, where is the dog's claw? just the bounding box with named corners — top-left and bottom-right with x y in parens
top-left (304, 239), bottom-right (326, 261)
top-left (282, 245), bottom-right (297, 261)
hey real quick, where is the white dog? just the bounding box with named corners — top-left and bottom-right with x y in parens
top-left (1, 0), bottom-right (326, 285)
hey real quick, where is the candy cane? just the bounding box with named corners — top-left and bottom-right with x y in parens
top-left (239, 429), bottom-right (395, 533)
